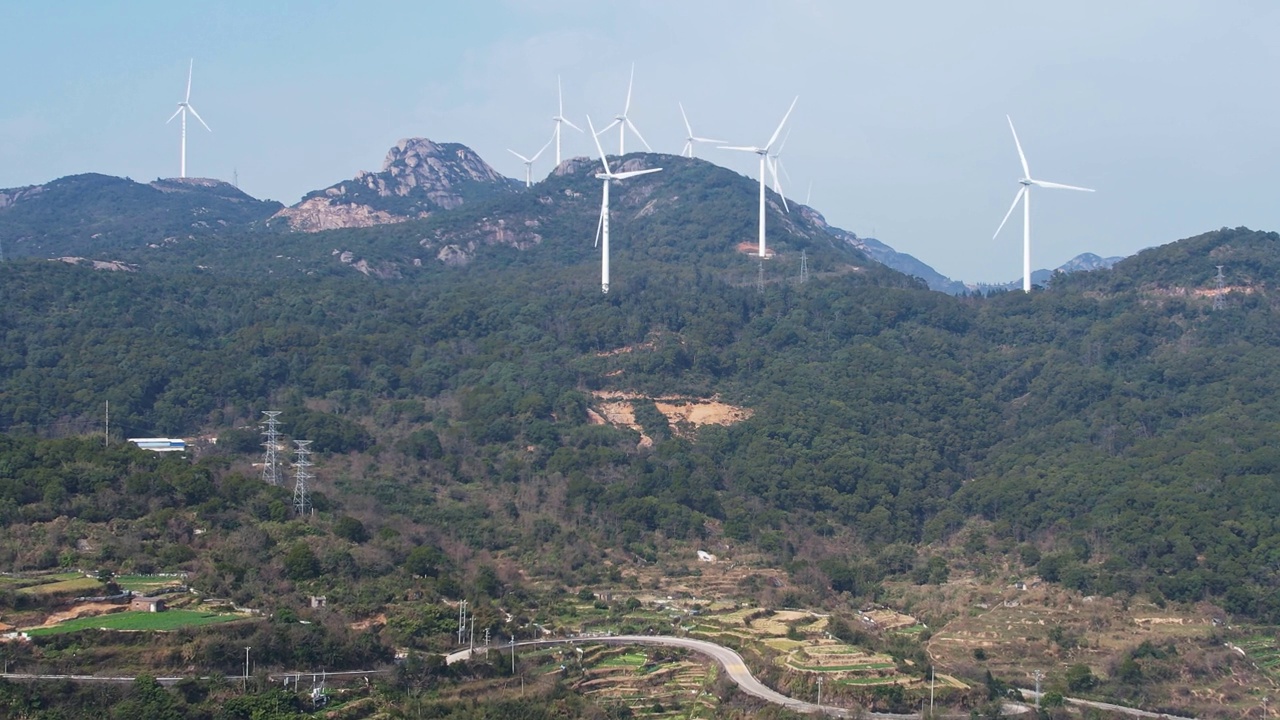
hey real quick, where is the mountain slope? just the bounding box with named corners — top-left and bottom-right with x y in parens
top-left (0, 174), bottom-right (282, 257)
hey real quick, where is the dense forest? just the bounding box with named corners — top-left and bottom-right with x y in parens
top-left (2, 213), bottom-right (1278, 623)
top-left (2, 155), bottom-right (1279, 716)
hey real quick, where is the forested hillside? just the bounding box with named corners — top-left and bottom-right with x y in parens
top-left (1, 213), bottom-right (1278, 628)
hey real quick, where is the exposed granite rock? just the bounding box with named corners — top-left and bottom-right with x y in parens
top-left (273, 138), bottom-right (516, 232)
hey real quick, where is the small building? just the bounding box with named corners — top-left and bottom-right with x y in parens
top-left (131, 596), bottom-right (166, 613)
top-left (309, 595), bottom-right (327, 608)
top-left (127, 438), bottom-right (187, 453)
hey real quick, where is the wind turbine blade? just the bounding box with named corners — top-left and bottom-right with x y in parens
top-left (776, 127), bottom-right (792, 156)
top-left (166, 107), bottom-right (183, 124)
top-left (530, 136), bottom-right (554, 163)
top-left (767, 158), bottom-right (789, 213)
top-left (778, 158), bottom-right (792, 184)
top-left (586, 115), bottom-right (611, 175)
top-left (766, 96), bottom-right (799, 149)
top-left (594, 204), bottom-right (604, 248)
top-left (595, 119), bottom-right (621, 137)
top-left (187, 105), bottom-right (211, 131)
top-left (682, 140), bottom-right (693, 157)
top-left (1030, 179), bottom-right (1094, 192)
top-left (508, 149), bottom-right (532, 163)
top-left (1006, 115), bottom-right (1030, 179)
top-left (611, 168), bottom-right (663, 180)
top-left (624, 63), bottom-right (635, 115)
top-left (625, 118), bottom-right (652, 152)
top-left (562, 117), bottom-right (583, 133)
top-left (185, 59), bottom-right (193, 103)
top-left (679, 102), bottom-right (694, 137)
top-left (993, 186), bottom-right (1026, 239)
top-left (692, 136), bottom-right (728, 144)
top-left (718, 145), bottom-right (760, 152)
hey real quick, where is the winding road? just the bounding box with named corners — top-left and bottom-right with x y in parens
top-left (448, 635), bottom-right (998, 718)
top-left (0, 634), bottom-right (1195, 719)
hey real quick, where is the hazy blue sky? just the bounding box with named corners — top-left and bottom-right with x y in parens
top-left (2, 1), bottom-right (1277, 283)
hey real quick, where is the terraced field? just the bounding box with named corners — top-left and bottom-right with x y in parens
top-left (569, 646), bottom-right (717, 718)
top-left (26, 609), bottom-right (241, 635)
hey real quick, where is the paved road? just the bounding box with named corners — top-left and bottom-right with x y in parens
top-left (450, 635), bottom-right (1001, 718)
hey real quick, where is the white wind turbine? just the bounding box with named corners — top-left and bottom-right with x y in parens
top-left (586, 115), bottom-right (662, 294)
top-left (551, 76), bottom-right (582, 166)
top-left (679, 102), bottom-right (725, 157)
top-left (993, 115), bottom-right (1094, 292)
top-left (720, 96), bottom-right (798, 258)
top-left (166, 59), bottom-right (212, 179)
top-left (508, 136), bottom-right (554, 188)
top-left (595, 64), bottom-right (651, 156)
top-left (767, 128), bottom-right (792, 197)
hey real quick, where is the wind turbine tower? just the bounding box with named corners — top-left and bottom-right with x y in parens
top-left (551, 76), bottom-right (583, 166)
top-left (508, 136), bottom-right (553, 188)
top-left (993, 115), bottom-right (1094, 292)
top-left (586, 115), bottom-right (662, 294)
top-left (166, 59), bottom-right (212, 179)
top-left (720, 97), bottom-right (798, 258)
top-left (596, 64), bottom-right (651, 156)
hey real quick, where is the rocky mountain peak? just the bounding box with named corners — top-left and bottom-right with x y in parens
top-left (275, 138), bottom-right (516, 232)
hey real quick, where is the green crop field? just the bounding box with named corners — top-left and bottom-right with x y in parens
top-left (16, 577), bottom-right (102, 596)
top-left (598, 652), bottom-right (648, 668)
top-left (115, 575), bottom-right (184, 592)
top-left (27, 609), bottom-right (241, 636)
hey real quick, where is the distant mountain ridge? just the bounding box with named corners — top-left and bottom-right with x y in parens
top-left (0, 140), bottom-right (1124, 290)
top-left (0, 173), bottom-right (281, 257)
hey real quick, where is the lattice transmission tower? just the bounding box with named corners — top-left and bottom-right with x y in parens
top-left (1213, 265), bottom-right (1226, 311)
top-left (292, 439), bottom-right (313, 516)
top-left (260, 411), bottom-right (283, 486)
top-left (799, 249), bottom-right (809, 284)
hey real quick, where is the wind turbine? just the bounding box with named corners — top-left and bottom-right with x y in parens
top-left (767, 127), bottom-right (792, 199)
top-left (166, 59), bottom-right (211, 179)
top-left (586, 115), bottom-right (662, 294)
top-left (551, 76), bottom-right (582, 166)
top-left (508, 136), bottom-right (554, 188)
top-left (719, 96), bottom-right (798, 258)
top-left (679, 102), bottom-right (725, 157)
top-left (993, 115), bottom-right (1094, 292)
top-left (595, 64), bottom-right (651, 156)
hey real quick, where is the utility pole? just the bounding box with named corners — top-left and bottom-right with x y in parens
top-left (816, 675), bottom-right (823, 712)
top-left (244, 646), bottom-right (251, 693)
top-left (292, 439), bottom-right (313, 516)
top-left (260, 411), bottom-right (283, 486)
top-left (1034, 669), bottom-right (1043, 710)
top-left (510, 636), bottom-right (516, 674)
top-left (104, 401), bottom-right (109, 448)
top-left (931, 666), bottom-right (936, 716)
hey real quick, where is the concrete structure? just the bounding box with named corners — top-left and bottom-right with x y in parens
top-left (131, 596), bottom-right (166, 613)
top-left (127, 438), bottom-right (186, 453)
